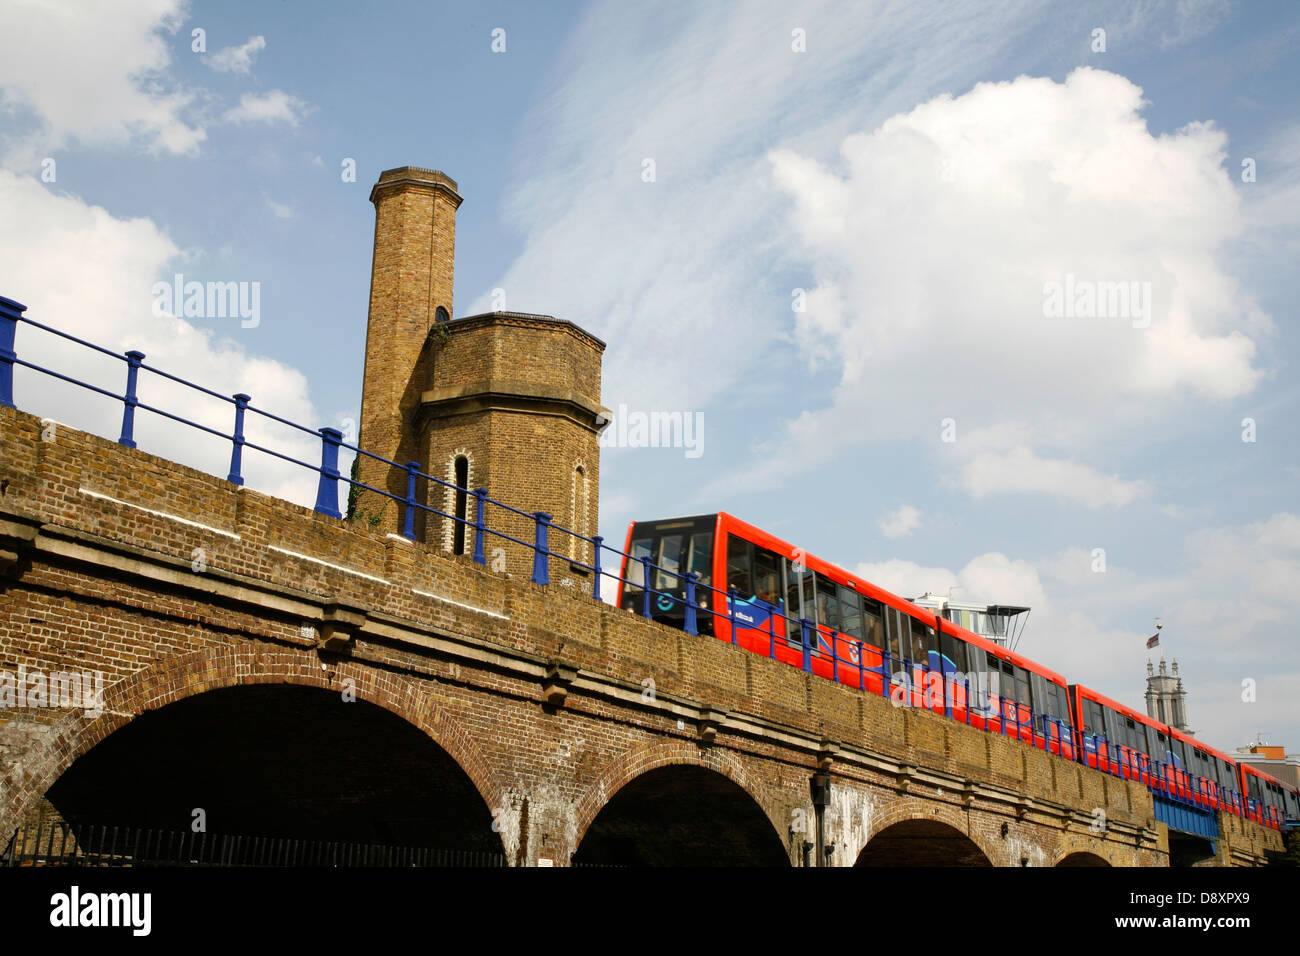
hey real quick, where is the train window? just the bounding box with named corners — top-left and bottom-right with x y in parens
top-left (655, 534), bottom-right (685, 590)
top-left (1054, 685), bottom-right (1070, 726)
top-left (726, 536), bottom-right (752, 596)
top-left (940, 632), bottom-right (967, 675)
top-left (784, 558), bottom-right (810, 644)
top-left (817, 576), bottom-right (840, 632)
top-left (626, 537), bottom-right (652, 591)
top-left (999, 660), bottom-right (1016, 705)
top-left (686, 533), bottom-right (713, 589)
top-left (885, 607), bottom-right (907, 662)
top-left (1082, 700), bottom-right (1105, 737)
top-left (837, 585), bottom-right (862, 640)
top-left (753, 546), bottom-right (781, 604)
top-left (1171, 738), bottom-right (1187, 767)
top-left (861, 598), bottom-right (884, 648)
top-left (1014, 666), bottom-right (1031, 710)
top-left (909, 616), bottom-right (936, 666)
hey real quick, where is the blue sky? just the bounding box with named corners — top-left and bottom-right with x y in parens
top-left (2, 0), bottom-right (1298, 756)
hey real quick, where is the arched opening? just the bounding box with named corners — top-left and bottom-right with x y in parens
top-left (570, 464), bottom-right (589, 561)
top-left (435, 306), bottom-right (450, 325)
top-left (573, 766), bottom-right (787, 866)
top-left (1057, 851), bottom-right (1110, 867)
top-left (856, 819), bottom-right (992, 866)
top-left (40, 684), bottom-right (500, 859)
top-left (453, 454), bottom-right (469, 555)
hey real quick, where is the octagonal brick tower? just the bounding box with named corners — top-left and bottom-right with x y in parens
top-left (356, 165), bottom-right (608, 584)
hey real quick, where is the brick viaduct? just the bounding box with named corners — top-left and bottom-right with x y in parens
top-left (0, 405), bottom-right (1282, 866)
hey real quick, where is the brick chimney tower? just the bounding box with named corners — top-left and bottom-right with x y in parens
top-left (356, 166), bottom-right (608, 584)
top-left (356, 167), bottom-right (463, 531)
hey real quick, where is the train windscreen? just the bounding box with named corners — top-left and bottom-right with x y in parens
top-left (621, 515), bottom-right (716, 629)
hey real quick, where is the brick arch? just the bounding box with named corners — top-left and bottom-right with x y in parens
top-left (573, 740), bottom-right (786, 852)
top-left (1051, 832), bottom-right (1116, 867)
top-left (3, 643), bottom-right (506, 844)
top-left (853, 798), bottom-right (998, 866)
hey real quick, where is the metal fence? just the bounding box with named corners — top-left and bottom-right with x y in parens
top-left (2, 821), bottom-right (506, 867)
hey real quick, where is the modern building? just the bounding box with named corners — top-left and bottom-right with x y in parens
top-left (910, 592), bottom-right (1029, 650)
top-left (1234, 742), bottom-right (1300, 789)
top-left (1144, 658), bottom-right (1192, 734)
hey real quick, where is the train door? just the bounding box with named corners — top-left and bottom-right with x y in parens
top-left (722, 535), bottom-right (784, 654)
top-left (1079, 697), bottom-right (1108, 771)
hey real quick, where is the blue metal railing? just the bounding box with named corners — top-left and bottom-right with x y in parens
top-left (0, 296), bottom-right (1283, 830)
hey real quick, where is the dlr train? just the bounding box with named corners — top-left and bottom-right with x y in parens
top-left (617, 512), bottom-right (1299, 832)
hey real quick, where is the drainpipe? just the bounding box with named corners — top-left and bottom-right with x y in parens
top-left (811, 771), bottom-right (830, 866)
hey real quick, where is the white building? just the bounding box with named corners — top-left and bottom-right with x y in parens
top-left (910, 592), bottom-right (1029, 650)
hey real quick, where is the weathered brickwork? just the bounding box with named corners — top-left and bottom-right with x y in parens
top-left (0, 406), bottom-right (1282, 865)
top-left (353, 165), bottom-right (607, 577)
top-left (357, 166), bottom-right (463, 528)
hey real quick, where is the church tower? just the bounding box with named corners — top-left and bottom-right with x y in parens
top-left (1145, 658), bottom-right (1192, 734)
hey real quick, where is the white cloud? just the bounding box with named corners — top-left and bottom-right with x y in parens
top-left (478, 0), bottom-right (1073, 416)
top-left (264, 195), bottom-right (294, 219)
top-left (204, 35), bottom-right (266, 75)
top-left (854, 552), bottom-right (1046, 610)
top-left (711, 67), bottom-right (1268, 498)
top-left (0, 169), bottom-right (321, 506)
top-left (958, 446), bottom-right (1151, 508)
top-left (222, 90), bottom-right (308, 127)
top-left (879, 504), bottom-right (923, 538)
top-left (0, 0), bottom-right (205, 163)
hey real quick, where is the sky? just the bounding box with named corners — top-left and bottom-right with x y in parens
top-left (1, 0), bottom-right (1297, 757)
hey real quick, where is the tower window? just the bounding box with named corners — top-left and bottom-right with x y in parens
top-left (435, 306), bottom-right (450, 325)
top-left (453, 455), bottom-right (468, 555)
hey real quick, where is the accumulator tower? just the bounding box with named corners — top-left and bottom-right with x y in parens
top-left (355, 166), bottom-right (608, 581)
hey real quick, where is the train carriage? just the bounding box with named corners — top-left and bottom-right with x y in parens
top-left (1240, 764), bottom-right (1289, 830)
top-left (618, 513), bottom-right (1074, 759)
top-left (615, 511), bottom-right (1297, 831)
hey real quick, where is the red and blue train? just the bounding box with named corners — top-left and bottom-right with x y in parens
top-left (617, 512), bottom-right (1299, 832)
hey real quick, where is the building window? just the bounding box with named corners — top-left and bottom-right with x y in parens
top-left (453, 455), bottom-right (469, 555)
top-left (570, 464), bottom-right (590, 562)
top-left (435, 306), bottom-right (450, 324)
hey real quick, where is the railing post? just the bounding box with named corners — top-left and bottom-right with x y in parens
top-left (0, 296), bottom-right (24, 409)
top-left (590, 534), bottom-right (602, 597)
top-left (473, 489), bottom-right (488, 565)
top-left (117, 350), bottom-right (145, 448)
top-left (768, 607), bottom-right (777, 658)
top-left (313, 427), bottom-right (343, 518)
top-left (799, 618), bottom-right (812, 673)
top-left (401, 461), bottom-right (420, 541)
top-left (684, 572), bottom-right (698, 636)
top-left (728, 588), bottom-right (739, 645)
top-left (530, 512), bottom-right (552, 585)
top-left (830, 630), bottom-right (839, 683)
top-left (641, 559), bottom-right (653, 618)
top-left (881, 648), bottom-right (891, 700)
top-left (226, 393), bottom-right (250, 485)
top-left (964, 678), bottom-right (971, 725)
